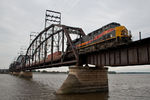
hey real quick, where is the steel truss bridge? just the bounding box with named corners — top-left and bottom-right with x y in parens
top-left (9, 23), bottom-right (150, 72)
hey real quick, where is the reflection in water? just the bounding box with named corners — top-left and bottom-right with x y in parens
top-left (14, 76), bottom-right (55, 100)
top-left (56, 92), bottom-right (108, 100)
top-left (15, 74), bottom-right (108, 100)
top-left (0, 74), bottom-right (150, 100)
top-left (20, 75), bottom-right (108, 100)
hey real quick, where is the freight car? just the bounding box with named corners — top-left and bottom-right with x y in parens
top-left (28, 51), bottom-right (62, 66)
top-left (45, 51), bottom-right (62, 62)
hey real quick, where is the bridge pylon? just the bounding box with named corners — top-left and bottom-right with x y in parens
top-left (57, 66), bottom-right (108, 94)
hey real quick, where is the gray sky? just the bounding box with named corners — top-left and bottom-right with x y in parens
top-left (0, 0), bottom-right (150, 71)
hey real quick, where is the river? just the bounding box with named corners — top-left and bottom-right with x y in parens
top-left (0, 73), bottom-right (150, 100)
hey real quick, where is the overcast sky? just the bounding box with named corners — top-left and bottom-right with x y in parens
top-left (0, 0), bottom-right (150, 71)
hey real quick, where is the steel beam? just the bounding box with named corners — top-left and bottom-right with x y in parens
top-left (84, 37), bottom-right (150, 67)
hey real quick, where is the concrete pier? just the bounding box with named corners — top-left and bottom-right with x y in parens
top-left (56, 67), bottom-right (108, 94)
top-left (11, 71), bottom-right (32, 78)
top-left (12, 72), bottom-right (20, 76)
top-left (19, 71), bottom-right (33, 78)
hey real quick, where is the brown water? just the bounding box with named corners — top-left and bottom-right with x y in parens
top-left (0, 73), bottom-right (150, 100)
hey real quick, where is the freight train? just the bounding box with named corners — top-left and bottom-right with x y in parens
top-left (28, 22), bottom-right (132, 65)
top-left (9, 22), bottom-right (132, 70)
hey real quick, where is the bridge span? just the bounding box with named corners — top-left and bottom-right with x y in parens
top-left (9, 23), bottom-right (150, 94)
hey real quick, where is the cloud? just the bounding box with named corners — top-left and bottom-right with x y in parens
top-left (0, 0), bottom-right (150, 71)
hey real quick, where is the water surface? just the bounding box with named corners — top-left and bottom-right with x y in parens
top-left (0, 73), bottom-right (150, 100)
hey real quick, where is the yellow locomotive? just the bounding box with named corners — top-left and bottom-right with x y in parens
top-left (74, 22), bottom-right (131, 50)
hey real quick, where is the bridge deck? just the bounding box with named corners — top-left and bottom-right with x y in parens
top-left (84, 37), bottom-right (150, 66)
top-left (10, 36), bottom-right (150, 72)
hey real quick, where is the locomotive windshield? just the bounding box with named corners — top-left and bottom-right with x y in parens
top-left (121, 29), bottom-right (128, 35)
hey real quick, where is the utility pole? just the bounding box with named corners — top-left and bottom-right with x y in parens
top-left (44, 10), bottom-right (61, 60)
top-left (29, 32), bottom-right (38, 63)
top-left (45, 10), bottom-right (61, 29)
top-left (139, 32), bottom-right (141, 40)
top-left (30, 32), bottom-right (38, 44)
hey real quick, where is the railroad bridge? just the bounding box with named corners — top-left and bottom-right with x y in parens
top-left (0, 69), bottom-right (9, 74)
top-left (9, 23), bottom-right (150, 94)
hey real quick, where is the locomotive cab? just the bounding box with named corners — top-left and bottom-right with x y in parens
top-left (115, 26), bottom-right (131, 42)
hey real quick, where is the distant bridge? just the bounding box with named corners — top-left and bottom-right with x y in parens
top-left (0, 69), bottom-right (9, 74)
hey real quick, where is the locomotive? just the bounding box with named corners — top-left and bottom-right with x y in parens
top-left (73, 22), bottom-right (131, 53)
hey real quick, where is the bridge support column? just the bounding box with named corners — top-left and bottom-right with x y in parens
top-left (56, 66), bottom-right (108, 94)
top-left (12, 72), bottom-right (20, 76)
top-left (19, 71), bottom-right (32, 78)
